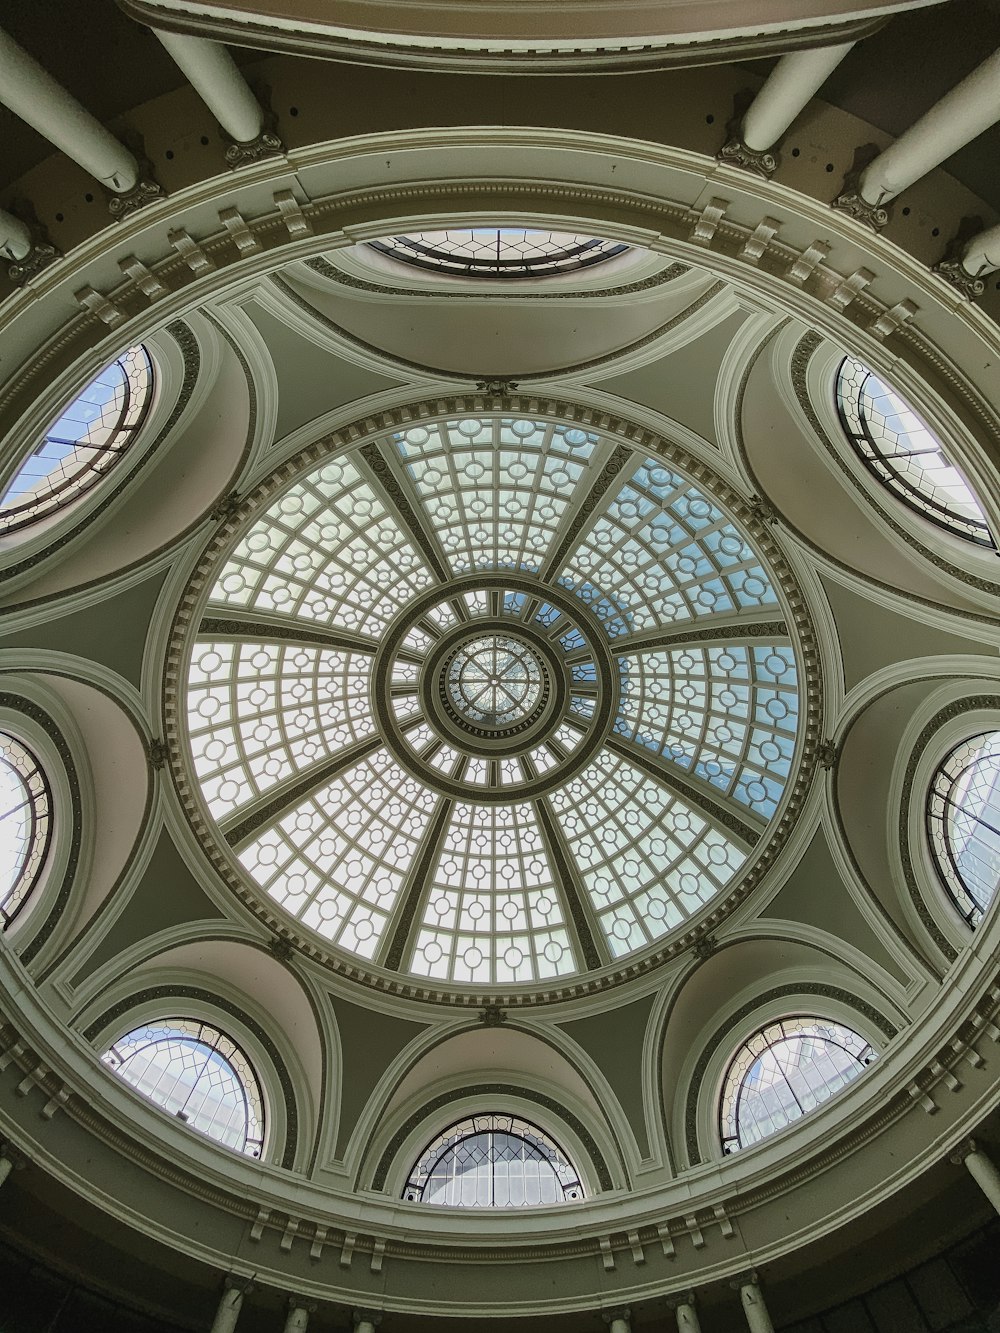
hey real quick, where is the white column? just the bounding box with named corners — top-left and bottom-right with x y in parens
top-left (0, 209), bottom-right (32, 262)
top-left (353, 1311), bottom-right (382, 1333)
top-left (954, 1140), bottom-right (1000, 1214)
top-left (858, 47), bottom-right (1000, 205)
top-left (603, 1309), bottom-right (631, 1333)
top-left (210, 1282), bottom-right (249, 1333)
top-left (740, 1279), bottom-right (775, 1333)
top-left (0, 27), bottom-right (138, 192)
top-left (742, 42), bottom-right (856, 151)
top-left (0, 1153), bottom-right (15, 1188)
top-left (283, 1301), bottom-right (312, 1333)
top-left (959, 222), bottom-right (1000, 277)
top-left (154, 30), bottom-right (263, 144)
top-left (676, 1297), bottom-right (702, 1333)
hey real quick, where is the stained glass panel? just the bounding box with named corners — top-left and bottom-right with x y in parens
top-left (370, 230), bottom-right (627, 279)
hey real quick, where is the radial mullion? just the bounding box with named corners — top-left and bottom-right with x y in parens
top-left (605, 734), bottom-right (761, 848)
top-left (223, 734), bottom-right (382, 848)
top-left (618, 615), bottom-right (789, 654)
top-left (533, 798), bottom-right (607, 971)
top-left (357, 439), bottom-right (453, 583)
top-left (199, 612), bottom-right (397, 659)
top-left (380, 792), bottom-right (457, 970)
top-left (537, 441), bottom-right (634, 582)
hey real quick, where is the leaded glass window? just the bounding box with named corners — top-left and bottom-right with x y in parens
top-left (719, 1017), bottom-right (875, 1153)
top-left (183, 411), bottom-right (805, 984)
top-left (403, 1114), bottom-right (583, 1206)
top-left (0, 734), bottom-right (52, 927)
top-left (927, 731), bottom-right (1000, 926)
top-left (0, 346), bottom-right (153, 534)
top-left (102, 1018), bottom-right (265, 1157)
top-left (369, 230), bottom-right (627, 279)
top-left (835, 357), bottom-right (994, 547)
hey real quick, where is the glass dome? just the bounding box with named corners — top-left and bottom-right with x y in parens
top-left (368, 230), bottom-right (628, 278)
top-left (927, 731), bottom-right (1000, 926)
top-left (180, 410), bottom-right (804, 987)
top-left (0, 733), bottom-right (51, 927)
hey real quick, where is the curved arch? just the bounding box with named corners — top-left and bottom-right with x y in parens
top-left (82, 983), bottom-right (299, 1170)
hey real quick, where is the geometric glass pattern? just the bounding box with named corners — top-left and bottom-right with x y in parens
top-left (369, 229), bottom-right (628, 280)
top-left (719, 1017), bottom-right (875, 1153)
top-left (102, 1019), bottom-right (265, 1157)
top-left (0, 734), bottom-right (52, 927)
top-left (403, 1114), bottom-right (584, 1206)
top-left (926, 730), bottom-right (1000, 927)
top-left (0, 346), bottom-right (153, 533)
top-left (836, 357), bottom-right (994, 547)
top-left (186, 411), bottom-right (802, 984)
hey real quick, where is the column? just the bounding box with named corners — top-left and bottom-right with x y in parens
top-left (933, 221), bottom-right (1000, 299)
top-left (0, 206), bottom-right (59, 286)
top-left (0, 1155), bottom-right (14, 1188)
top-left (675, 1295), bottom-right (702, 1333)
top-left (153, 30), bottom-right (281, 166)
top-left (283, 1299), bottom-right (315, 1333)
top-left (834, 46), bottom-right (1000, 227)
top-left (353, 1310), bottom-right (383, 1333)
top-left (720, 41), bottom-right (855, 176)
top-left (0, 209), bottom-right (31, 262)
top-left (740, 1277), bottom-right (775, 1333)
top-left (602, 1307), bottom-right (631, 1333)
top-left (952, 1139), bottom-right (1000, 1214)
top-left (210, 1279), bottom-right (251, 1333)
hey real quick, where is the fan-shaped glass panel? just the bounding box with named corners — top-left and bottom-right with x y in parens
top-left (835, 357), bottom-right (993, 547)
top-left (182, 411), bottom-right (805, 985)
top-left (927, 730), bottom-right (1000, 926)
top-left (0, 734), bottom-right (51, 926)
top-left (403, 1114), bottom-right (583, 1206)
top-left (720, 1017), bottom-right (875, 1153)
top-left (369, 229), bottom-right (627, 279)
top-left (102, 1018), bottom-right (265, 1157)
top-left (0, 346), bottom-right (153, 534)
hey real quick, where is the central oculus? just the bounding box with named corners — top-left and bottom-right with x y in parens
top-left (446, 633), bottom-right (544, 729)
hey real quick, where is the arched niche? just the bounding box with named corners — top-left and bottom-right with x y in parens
top-left (1, 315), bottom-right (252, 607)
top-left (14, 670), bottom-right (149, 972)
top-left (121, 937), bottom-right (325, 1141)
top-left (739, 323), bottom-right (998, 620)
top-left (660, 934), bottom-right (900, 1166)
top-left (359, 1023), bottom-right (629, 1193)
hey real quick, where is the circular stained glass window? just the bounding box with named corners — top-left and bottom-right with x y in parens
top-left (835, 357), bottom-right (994, 547)
top-left (927, 730), bottom-right (1000, 926)
top-left (369, 230), bottom-right (628, 279)
top-left (177, 410), bottom-right (809, 989)
top-left (0, 346), bottom-right (153, 534)
top-left (403, 1114), bottom-right (583, 1207)
top-left (719, 1017), bottom-right (875, 1153)
top-left (102, 1018), bottom-right (265, 1157)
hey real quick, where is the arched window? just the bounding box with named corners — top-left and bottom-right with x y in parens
top-left (369, 230), bottom-right (627, 279)
top-left (835, 357), bottom-right (994, 547)
top-left (102, 1018), bottom-right (265, 1157)
top-left (0, 734), bottom-right (52, 928)
top-left (403, 1113), bottom-right (584, 1206)
top-left (719, 1017), bottom-right (875, 1153)
top-left (927, 730), bottom-right (1000, 927)
top-left (0, 346), bottom-right (153, 534)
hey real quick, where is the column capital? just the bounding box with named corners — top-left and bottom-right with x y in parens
top-left (601, 1308), bottom-right (631, 1325)
top-left (288, 1297), bottom-right (317, 1314)
top-left (106, 176), bottom-right (163, 219)
top-left (950, 1137), bottom-right (981, 1166)
top-left (222, 1275), bottom-right (254, 1297)
top-left (667, 1292), bottom-right (699, 1310)
top-left (933, 255), bottom-right (987, 300)
top-left (352, 1310), bottom-right (383, 1329)
top-left (0, 1142), bottom-right (27, 1170)
top-left (717, 138), bottom-right (777, 178)
top-left (730, 1270), bottom-right (761, 1291)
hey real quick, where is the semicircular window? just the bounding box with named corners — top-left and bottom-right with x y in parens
top-left (369, 229), bottom-right (627, 279)
top-left (927, 730), bottom-right (1000, 926)
top-left (719, 1017), bottom-right (875, 1153)
top-left (102, 1018), bottom-right (265, 1157)
top-left (403, 1113), bottom-right (584, 1206)
top-left (0, 734), bottom-right (52, 927)
top-left (0, 345), bottom-right (153, 534)
top-left (835, 357), bottom-right (994, 547)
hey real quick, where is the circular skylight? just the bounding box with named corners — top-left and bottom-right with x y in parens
top-left (369, 230), bottom-right (628, 278)
top-left (835, 357), bottom-right (994, 547)
top-left (926, 730), bottom-right (1000, 926)
top-left (176, 408), bottom-right (808, 989)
